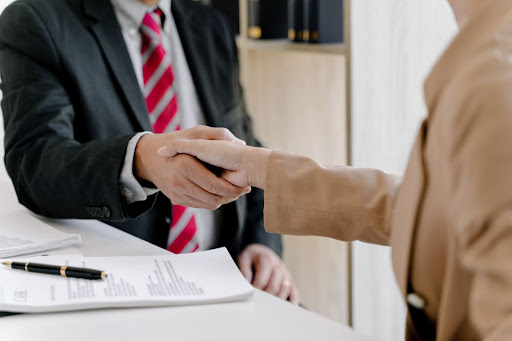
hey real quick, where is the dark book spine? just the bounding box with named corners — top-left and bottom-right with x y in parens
top-left (248, 0), bottom-right (262, 39)
top-left (304, 0), bottom-right (343, 44)
top-left (302, 0), bottom-right (318, 43)
top-left (317, 0), bottom-right (344, 43)
top-left (288, 0), bottom-right (303, 42)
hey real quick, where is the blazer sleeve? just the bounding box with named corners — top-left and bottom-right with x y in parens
top-left (264, 150), bottom-right (401, 245)
top-left (0, 2), bottom-right (154, 220)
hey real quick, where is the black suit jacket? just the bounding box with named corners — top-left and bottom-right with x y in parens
top-left (0, 0), bottom-right (282, 258)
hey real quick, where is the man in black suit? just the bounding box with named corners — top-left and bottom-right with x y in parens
top-left (0, 0), bottom-right (299, 303)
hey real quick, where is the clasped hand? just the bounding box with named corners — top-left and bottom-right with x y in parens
top-left (134, 125), bottom-right (252, 209)
top-left (158, 135), bottom-right (271, 191)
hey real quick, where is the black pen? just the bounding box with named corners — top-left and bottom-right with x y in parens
top-left (1, 261), bottom-right (107, 280)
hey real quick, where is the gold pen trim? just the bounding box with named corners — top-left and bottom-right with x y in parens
top-left (101, 271), bottom-right (107, 280)
top-left (60, 265), bottom-right (67, 277)
top-left (25, 262), bottom-right (29, 271)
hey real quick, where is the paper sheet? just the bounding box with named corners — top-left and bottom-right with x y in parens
top-left (0, 248), bottom-right (253, 313)
top-left (0, 211), bottom-right (81, 258)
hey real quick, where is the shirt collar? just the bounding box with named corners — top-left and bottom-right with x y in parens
top-left (111, 0), bottom-right (172, 35)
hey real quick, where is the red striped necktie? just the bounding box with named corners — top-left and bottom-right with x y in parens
top-left (141, 9), bottom-right (199, 254)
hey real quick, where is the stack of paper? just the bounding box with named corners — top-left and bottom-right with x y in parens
top-left (0, 211), bottom-right (81, 258)
top-left (0, 248), bottom-right (253, 313)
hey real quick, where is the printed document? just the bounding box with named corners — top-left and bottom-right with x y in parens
top-left (0, 248), bottom-right (253, 313)
top-left (0, 211), bottom-right (81, 258)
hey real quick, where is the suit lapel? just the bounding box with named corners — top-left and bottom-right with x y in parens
top-left (391, 120), bottom-right (428, 297)
top-left (82, 0), bottom-right (152, 132)
top-left (171, 0), bottom-right (222, 127)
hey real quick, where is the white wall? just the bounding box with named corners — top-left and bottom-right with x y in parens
top-left (350, 1), bottom-right (457, 340)
top-left (0, 0), bottom-right (12, 14)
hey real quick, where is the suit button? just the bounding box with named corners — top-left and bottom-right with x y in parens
top-left (86, 207), bottom-right (97, 217)
top-left (407, 292), bottom-right (426, 310)
top-left (122, 187), bottom-right (133, 199)
top-left (164, 216), bottom-right (171, 225)
top-left (86, 206), bottom-right (110, 218)
top-left (102, 207), bottom-right (111, 218)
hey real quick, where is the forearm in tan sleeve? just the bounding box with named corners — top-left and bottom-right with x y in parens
top-left (263, 150), bottom-right (401, 245)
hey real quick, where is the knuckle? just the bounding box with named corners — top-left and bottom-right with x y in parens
top-left (220, 127), bottom-right (231, 139)
top-left (205, 178), bottom-right (219, 194)
top-left (253, 279), bottom-right (264, 289)
top-left (208, 197), bottom-right (221, 210)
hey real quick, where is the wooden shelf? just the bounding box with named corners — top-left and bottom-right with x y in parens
top-left (237, 38), bottom-right (346, 56)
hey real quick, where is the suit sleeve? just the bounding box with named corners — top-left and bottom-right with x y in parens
top-left (0, 2), bottom-right (154, 220)
top-left (264, 151), bottom-right (401, 245)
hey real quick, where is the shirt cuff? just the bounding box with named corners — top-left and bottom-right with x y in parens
top-left (120, 132), bottom-right (160, 204)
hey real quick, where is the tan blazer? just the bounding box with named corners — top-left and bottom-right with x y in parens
top-left (264, 1), bottom-right (512, 339)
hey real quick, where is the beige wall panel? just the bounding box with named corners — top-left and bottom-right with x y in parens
top-left (240, 49), bottom-right (349, 324)
top-left (242, 50), bottom-right (346, 165)
top-left (350, 0), bottom-right (457, 340)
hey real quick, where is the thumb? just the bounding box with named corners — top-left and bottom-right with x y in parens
top-left (157, 145), bottom-right (178, 157)
top-left (158, 139), bottom-right (204, 157)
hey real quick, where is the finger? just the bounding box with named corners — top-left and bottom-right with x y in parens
top-left (288, 285), bottom-right (300, 305)
top-left (277, 279), bottom-right (293, 301)
top-left (157, 138), bottom-right (238, 159)
top-left (158, 145), bottom-right (177, 157)
top-left (237, 252), bottom-right (254, 283)
top-left (169, 192), bottom-right (221, 210)
top-left (186, 159), bottom-right (249, 199)
top-left (163, 166), bottom-right (228, 209)
top-left (170, 139), bottom-right (239, 170)
top-left (175, 181), bottom-right (231, 210)
top-left (264, 266), bottom-right (285, 296)
top-left (221, 170), bottom-right (250, 188)
top-left (251, 259), bottom-right (273, 290)
top-left (188, 126), bottom-right (246, 143)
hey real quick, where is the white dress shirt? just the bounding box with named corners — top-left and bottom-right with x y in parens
top-left (111, 0), bottom-right (220, 251)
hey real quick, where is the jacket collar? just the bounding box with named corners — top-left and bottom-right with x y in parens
top-left (171, 0), bottom-right (222, 127)
top-left (82, 0), bottom-right (221, 130)
top-left (82, 0), bottom-right (152, 131)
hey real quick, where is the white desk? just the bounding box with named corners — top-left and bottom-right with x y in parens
top-left (0, 177), bottom-right (369, 341)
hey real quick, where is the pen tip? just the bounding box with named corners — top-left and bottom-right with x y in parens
top-left (2, 261), bottom-right (12, 267)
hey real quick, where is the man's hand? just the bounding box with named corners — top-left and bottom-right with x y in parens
top-left (134, 126), bottom-right (251, 209)
top-left (238, 244), bottom-right (300, 304)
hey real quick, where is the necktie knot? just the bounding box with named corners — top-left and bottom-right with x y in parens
top-left (141, 8), bottom-right (164, 41)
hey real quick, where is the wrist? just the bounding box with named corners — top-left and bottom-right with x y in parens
top-left (247, 147), bottom-right (272, 189)
top-left (134, 134), bottom-right (153, 182)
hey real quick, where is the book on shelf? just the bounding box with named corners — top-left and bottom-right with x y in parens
top-left (0, 210), bottom-right (81, 258)
top-left (303, 0), bottom-right (344, 44)
top-left (288, 0), bottom-right (304, 42)
top-left (0, 248), bottom-right (253, 314)
top-left (248, 0), bottom-right (287, 40)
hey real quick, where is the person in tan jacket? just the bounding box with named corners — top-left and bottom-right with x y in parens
top-left (158, 0), bottom-right (512, 339)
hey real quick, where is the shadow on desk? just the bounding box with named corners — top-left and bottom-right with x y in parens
top-left (0, 311), bottom-right (20, 318)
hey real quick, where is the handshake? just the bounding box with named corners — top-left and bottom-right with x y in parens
top-left (134, 125), bottom-right (272, 209)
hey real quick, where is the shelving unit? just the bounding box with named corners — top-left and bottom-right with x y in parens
top-left (238, 38), bottom-right (346, 55)
top-left (236, 0), bottom-right (352, 325)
